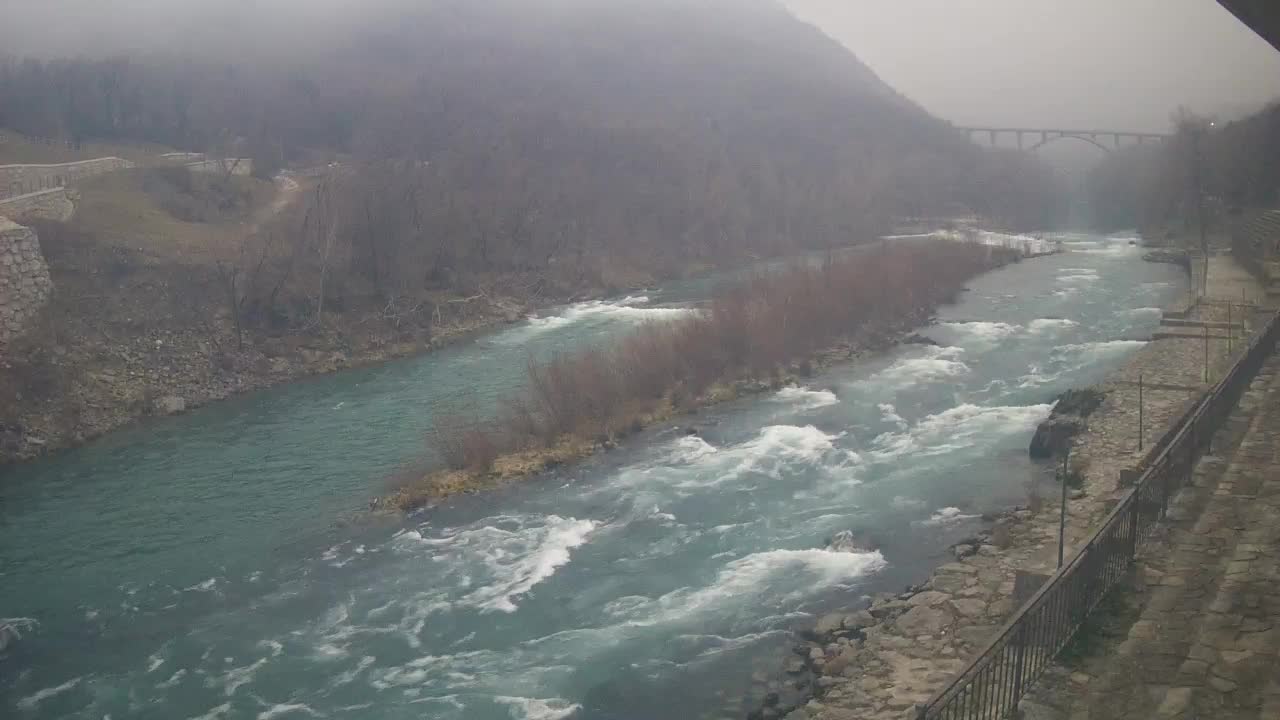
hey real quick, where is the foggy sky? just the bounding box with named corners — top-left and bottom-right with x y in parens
top-left (4, 0), bottom-right (1280, 133)
top-left (787, 0), bottom-right (1280, 132)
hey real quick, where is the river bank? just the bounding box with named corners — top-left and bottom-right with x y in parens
top-left (760, 253), bottom-right (1260, 720)
top-left (385, 241), bottom-right (1027, 512)
top-left (0, 289), bottom-right (537, 465)
top-left (0, 231), bottom-right (1188, 720)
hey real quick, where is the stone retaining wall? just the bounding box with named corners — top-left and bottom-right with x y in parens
top-left (0, 217), bottom-right (52, 345)
top-left (0, 157), bottom-right (133, 200)
top-left (0, 187), bottom-right (75, 223)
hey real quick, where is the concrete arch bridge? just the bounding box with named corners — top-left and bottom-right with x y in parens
top-left (957, 126), bottom-right (1171, 153)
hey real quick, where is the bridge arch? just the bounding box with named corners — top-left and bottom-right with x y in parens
top-left (1026, 133), bottom-right (1113, 154)
top-left (956, 127), bottom-right (1170, 154)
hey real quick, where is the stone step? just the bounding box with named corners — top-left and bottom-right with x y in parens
top-left (1160, 318), bottom-right (1235, 329)
top-left (1151, 331), bottom-right (1233, 340)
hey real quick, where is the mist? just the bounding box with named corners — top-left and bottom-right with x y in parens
top-left (5, 0), bottom-right (1279, 133)
top-left (786, 0), bottom-right (1280, 131)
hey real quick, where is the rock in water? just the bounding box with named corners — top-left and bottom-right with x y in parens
top-left (1052, 388), bottom-right (1107, 418)
top-left (0, 623), bottom-right (20, 653)
top-left (1029, 416), bottom-right (1084, 459)
top-left (903, 333), bottom-right (940, 347)
top-left (1029, 387), bottom-right (1106, 458)
top-left (825, 530), bottom-right (876, 553)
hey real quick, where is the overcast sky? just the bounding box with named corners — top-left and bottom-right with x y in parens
top-left (786, 0), bottom-right (1280, 132)
top-left (5, 0), bottom-right (1280, 134)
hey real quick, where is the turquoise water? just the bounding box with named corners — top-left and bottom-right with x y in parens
top-left (0, 233), bottom-right (1184, 720)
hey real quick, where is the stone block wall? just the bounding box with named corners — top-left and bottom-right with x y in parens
top-left (0, 217), bottom-right (52, 345)
top-left (0, 157), bottom-right (133, 200)
top-left (0, 187), bottom-right (75, 223)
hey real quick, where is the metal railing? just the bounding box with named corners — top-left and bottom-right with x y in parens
top-left (917, 310), bottom-right (1280, 719)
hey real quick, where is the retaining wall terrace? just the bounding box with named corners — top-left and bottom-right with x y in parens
top-left (0, 217), bottom-right (52, 345)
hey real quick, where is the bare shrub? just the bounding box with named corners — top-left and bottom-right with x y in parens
top-left (473, 241), bottom-right (1016, 479)
top-left (430, 414), bottom-right (504, 473)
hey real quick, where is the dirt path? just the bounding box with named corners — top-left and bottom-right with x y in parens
top-left (247, 172), bottom-right (302, 234)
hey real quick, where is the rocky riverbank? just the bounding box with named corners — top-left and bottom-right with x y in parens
top-left (747, 262), bottom-right (1260, 720)
top-left (0, 294), bottom-right (533, 465)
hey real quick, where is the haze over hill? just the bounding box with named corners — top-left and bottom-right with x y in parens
top-left (0, 0), bottom-right (1062, 463)
top-left (2, 0), bottom-right (1062, 259)
top-left (786, 0), bottom-right (1280, 132)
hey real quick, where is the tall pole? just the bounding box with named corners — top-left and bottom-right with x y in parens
top-left (1228, 303), bottom-right (1233, 354)
top-left (1058, 448), bottom-right (1070, 569)
top-left (1138, 374), bottom-right (1144, 453)
top-left (1194, 124), bottom-right (1209, 297)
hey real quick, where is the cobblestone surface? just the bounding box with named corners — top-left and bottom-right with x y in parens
top-left (1023, 352), bottom-right (1280, 720)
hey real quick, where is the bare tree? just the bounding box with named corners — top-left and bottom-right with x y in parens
top-left (1172, 108), bottom-right (1216, 296)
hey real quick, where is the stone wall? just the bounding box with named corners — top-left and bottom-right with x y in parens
top-left (0, 187), bottom-right (75, 223)
top-left (0, 217), bottom-right (52, 345)
top-left (0, 157), bottom-right (134, 200)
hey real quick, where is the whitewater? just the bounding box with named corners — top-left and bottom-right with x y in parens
top-left (0, 233), bottom-right (1186, 719)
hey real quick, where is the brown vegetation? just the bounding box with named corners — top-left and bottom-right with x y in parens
top-left (390, 240), bottom-right (1021, 510)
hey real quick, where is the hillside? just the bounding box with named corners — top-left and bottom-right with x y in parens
top-left (0, 0), bottom-right (1062, 461)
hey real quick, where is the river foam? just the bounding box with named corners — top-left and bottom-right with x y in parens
top-left (645, 548), bottom-right (887, 623)
top-left (495, 696), bottom-right (583, 720)
top-left (772, 386), bottom-right (839, 410)
top-left (938, 321), bottom-right (1019, 346)
top-left (497, 295), bottom-right (695, 344)
top-left (400, 515), bottom-right (598, 614)
top-left (875, 346), bottom-right (969, 387)
top-left (871, 403), bottom-right (1053, 461)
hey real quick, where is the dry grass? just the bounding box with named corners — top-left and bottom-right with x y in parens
top-left (391, 240), bottom-right (1018, 510)
top-left (69, 169), bottom-right (273, 263)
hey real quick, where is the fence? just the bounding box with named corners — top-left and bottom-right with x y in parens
top-left (917, 310), bottom-right (1280, 719)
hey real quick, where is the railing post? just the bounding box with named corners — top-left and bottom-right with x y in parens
top-left (1160, 460), bottom-right (1171, 519)
top-left (1128, 495), bottom-right (1140, 557)
top-left (1012, 623), bottom-right (1029, 705)
top-left (1187, 423), bottom-right (1197, 490)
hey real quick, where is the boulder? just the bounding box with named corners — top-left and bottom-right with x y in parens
top-left (1029, 416), bottom-right (1083, 459)
top-left (814, 613), bottom-right (845, 635)
top-left (1053, 388), bottom-right (1107, 418)
top-left (903, 333), bottom-right (940, 347)
top-left (1030, 387), bottom-right (1107, 458)
top-left (907, 591), bottom-right (950, 607)
top-left (896, 604), bottom-right (954, 635)
top-left (843, 610), bottom-right (876, 631)
top-left (154, 395), bottom-right (186, 415)
top-left (825, 529), bottom-right (877, 553)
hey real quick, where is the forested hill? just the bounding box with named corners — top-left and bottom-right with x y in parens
top-left (1, 0), bottom-right (1058, 277)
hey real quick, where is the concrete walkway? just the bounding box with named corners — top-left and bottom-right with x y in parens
top-left (1022, 351), bottom-right (1280, 719)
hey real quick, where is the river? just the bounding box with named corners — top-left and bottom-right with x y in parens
top-left (0, 232), bottom-right (1185, 720)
